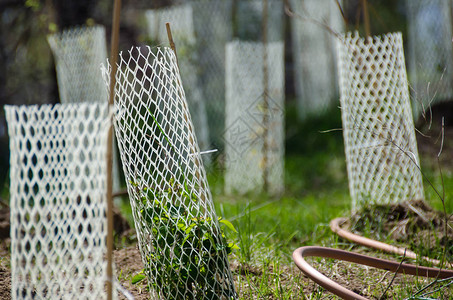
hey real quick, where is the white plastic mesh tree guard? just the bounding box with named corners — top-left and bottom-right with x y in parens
top-left (290, 0), bottom-right (344, 119)
top-left (5, 103), bottom-right (112, 299)
top-left (47, 26), bottom-right (108, 104)
top-left (406, 0), bottom-right (453, 116)
top-left (101, 46), bottom-right (236, 299)
top-left (48, 25), bottom-right (121, 192)
top-left (224, 41), bottom-right (285, 195)
top-left (236, 0), bottom-right (284, 42)
top-left (336, 32), bottom-right (424, 209)
top-left (145, 5), bottom-right (210, 152)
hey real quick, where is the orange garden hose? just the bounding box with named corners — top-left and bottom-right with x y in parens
top-left (293, 246), bottom-right (453, 300)
top-left (330, 217), bottom-right (441, 265)
top-left (292, 218), bottom-right (453, 299)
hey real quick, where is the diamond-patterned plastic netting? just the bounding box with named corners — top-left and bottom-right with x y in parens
top-left (48, 25), bottom-right (121, 192)
top-left (145, 5), bottom-right (210, 151)
top-left (224, 41), bottom-right (284, 195)
top-left (47, 26), bottom-right (108, 104)
top-left (406, 0), bottom-right (453, 116)
top-left (101, 46), bottom-right (236, 299)
top-left (290, 0), bottom-right (344, 119)
top-left (336, 32), bottom-right (424, 209)
top-left (5, 103), bottom-right (111, 299)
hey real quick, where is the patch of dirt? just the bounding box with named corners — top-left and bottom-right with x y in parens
top-left (229, 248), bottom-right (452, 300)
top-left (114, 246), bottom-right (149, 300)
top-left (316, 198), bottom-right (453, 299)
top-left (0, 241), bottom-right (148, 300)
top-left (0, 238), bottom-right (10, 300)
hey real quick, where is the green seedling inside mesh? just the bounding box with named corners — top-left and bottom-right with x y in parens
top-left (131, 180), bottom-right (238, 299)
top-left (130, 110), bottom-right (238, 299)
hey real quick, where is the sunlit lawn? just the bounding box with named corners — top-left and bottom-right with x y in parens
top-left (117, 104), bottom-right (453, 299)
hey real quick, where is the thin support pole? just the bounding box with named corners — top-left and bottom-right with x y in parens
top-left (360, 0), bottom-right (370, 37)
top-left (166, 22), bottom-right (178, 62)
top-left (262, 0), bottom-right (270, 192)
top-left (106, 0), bottom-right (122, 299)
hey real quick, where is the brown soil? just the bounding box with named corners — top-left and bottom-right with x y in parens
top-left (0, 238), bottom-right (10, 300)
top-left (114, 246), bottom-right (149, 300)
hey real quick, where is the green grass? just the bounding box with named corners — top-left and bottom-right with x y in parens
top-left (207, 105), bottom-right (351, 258)
top-left (204, 105), bottom-right (453, 299)
top-left (115, 104), bottom-right (453, 299)
top-left (214, 188), bottom-right (350, 257)
top-left (1, 99), bottom-right (451, 298)
top-left (421, 166), bottom-right (453, 213)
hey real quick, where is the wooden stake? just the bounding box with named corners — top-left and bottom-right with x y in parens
top-left (360, 0), bottom-right (370, 37)
top-left (166, 22), bottom-right (178, 62)
top-left (106, 0), bottom-right (122, 299)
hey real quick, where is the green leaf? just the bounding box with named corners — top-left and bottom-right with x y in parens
top-left (182, 231), bottom-right (193, 246)
top-left (228, 242), bottom-right (240, 250)
top-left (129, 180), bottom-right (139, 187)
top-left (131, 273), bottom-right (146, 284)
top-left (219, 218), bottom-right (238, 233)
top-left (184, 222), bottom-right (197, 234)
top-left (177, 221), bottom-right (187, 232)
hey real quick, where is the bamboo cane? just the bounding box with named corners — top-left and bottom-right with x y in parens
top-left (106, 0), bottom-right (122, 299)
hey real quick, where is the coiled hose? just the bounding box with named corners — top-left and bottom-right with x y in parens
top-left (292, 218), bottom-right (453, 299)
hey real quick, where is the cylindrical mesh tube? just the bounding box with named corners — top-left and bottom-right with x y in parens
top-left (47, 26), bottom-right (108, 104)
top-left (224, 41), bottom-right (285, 196)
top-left (101, 46), bottom-right (236, 299)
top-left (336, 32), bottom-right (424, 209)
top-left (48, 25), bottom-right (121, 193)
top-left (5, 103), bottom-right (111, 299)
